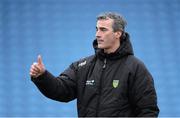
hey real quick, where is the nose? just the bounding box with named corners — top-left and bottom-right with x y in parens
top-left (96, 30), bottom-right (101, 39)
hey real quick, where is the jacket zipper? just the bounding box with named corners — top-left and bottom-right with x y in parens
top-left (96, 58), bottom-right (107, 116)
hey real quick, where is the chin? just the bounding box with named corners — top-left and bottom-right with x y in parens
top-left (98, 45), bottom-right (105, 49)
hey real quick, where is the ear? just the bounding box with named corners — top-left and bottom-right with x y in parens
top-left (115, 31), bottom-right (122, 39)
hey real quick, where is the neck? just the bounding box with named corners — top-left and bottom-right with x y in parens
top-left (104, 41), bottom-right (120, 54)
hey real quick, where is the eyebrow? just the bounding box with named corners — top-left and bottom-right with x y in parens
top-left (96, 26), bottom-right (108, 30)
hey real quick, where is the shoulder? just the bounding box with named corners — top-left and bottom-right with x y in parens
top-left (126, 55), bottom-right (145, 66)
top-left (125, 55), bottom-right (148, 74)
top-left (78, 55), bottom-right (95, 64)
top-left (125, 56), bottom-right (154, 85)
top-left (70, 55), bottom-right (96, 70)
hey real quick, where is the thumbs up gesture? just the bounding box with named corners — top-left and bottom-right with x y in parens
top-left (30, 55), bottom-right (45, 78)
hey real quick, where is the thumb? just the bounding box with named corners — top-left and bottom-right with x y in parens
top-left (37, 55), bottom-right (43, 65)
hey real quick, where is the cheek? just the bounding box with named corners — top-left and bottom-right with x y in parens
top-left (104, 34), bottom-right (116, 44)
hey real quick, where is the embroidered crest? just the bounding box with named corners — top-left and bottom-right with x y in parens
top-left (112, 80), bottom-right (119, 88)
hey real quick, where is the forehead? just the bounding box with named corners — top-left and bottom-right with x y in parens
top-left (96, 18), bottom-right (114, 28)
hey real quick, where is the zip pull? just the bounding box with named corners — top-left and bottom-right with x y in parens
top-left (103, 58), bottom-right (107, 69)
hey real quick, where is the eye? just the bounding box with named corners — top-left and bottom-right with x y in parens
top-left (102, 28), bottom-right (107, 31)
top-left (100, 28), bottom-right (107, 32)
top-left (96, 27), bottom-right (108, 32)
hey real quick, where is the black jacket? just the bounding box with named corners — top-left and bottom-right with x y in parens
top-left (32, 32), bottom-right (159, 117)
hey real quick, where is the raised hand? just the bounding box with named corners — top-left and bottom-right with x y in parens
top-left (30, 55), bottom-right (45, 78)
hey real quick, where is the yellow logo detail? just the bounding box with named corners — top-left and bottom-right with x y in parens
top-left (112, 80), bottom-right (119, 88)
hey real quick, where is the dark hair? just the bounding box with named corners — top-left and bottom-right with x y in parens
top-left (97, 12), bottom-right (127, 32)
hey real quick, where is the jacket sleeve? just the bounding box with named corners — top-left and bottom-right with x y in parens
top-left (31, 62), bottom-right (78, 102)
top-left (129, 61), bottom-right (159, 117)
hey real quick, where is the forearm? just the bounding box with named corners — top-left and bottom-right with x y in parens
top-left (31, 70), bottom-right (71, 102)
top-left (30, 55), bottom-right (78, 102)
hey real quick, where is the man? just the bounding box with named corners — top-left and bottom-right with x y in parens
top-left (30, 12), bottom-right (159, 117)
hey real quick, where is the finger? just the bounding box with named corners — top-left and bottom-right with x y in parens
top-left (30, 71), bottom-right (37, 77)
top-left (30, 71), bottom-right (36, 76)
top-left (31, 65), bottom-right (40, 73)
top-left (30, 69), bottom-right (39, 75)
top-left (30, 69), bottom-right (41, 78)
top-left (37, 55), bottom-right (43, 65)
top-left (32, 63), bottom-right (41, 72)
top-left (30, 72), bottom-right (38, 78)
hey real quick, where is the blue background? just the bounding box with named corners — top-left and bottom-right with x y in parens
top-left (0, 0), bottom-right (180, 117)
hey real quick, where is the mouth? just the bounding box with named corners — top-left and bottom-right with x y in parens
top-left (97, 39), bottom-right (104, 44)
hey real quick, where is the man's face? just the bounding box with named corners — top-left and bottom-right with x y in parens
top-left (96, 18), bottom-right (120, 51)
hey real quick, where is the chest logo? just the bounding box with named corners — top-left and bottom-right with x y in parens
top-left (86, 80), bottom-right (95, 86)
top-left (112, 80), bottom-right (119, 88)
top-left (78, 60), bottom-right (86, 67)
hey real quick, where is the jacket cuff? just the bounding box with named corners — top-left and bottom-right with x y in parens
top-left (31, 70), bottom-right (48, 83)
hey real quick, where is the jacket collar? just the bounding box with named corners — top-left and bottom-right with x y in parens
top-left (93, 32), bottom-right (134, 60)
